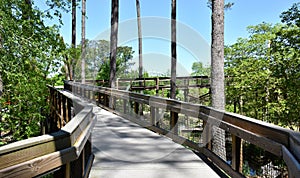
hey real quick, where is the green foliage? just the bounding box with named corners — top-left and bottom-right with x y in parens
top-left (84, 40), bottom-right (109, 80)
top-left (207, 0), bottom-right (234, 10)
top-left (280, 2), bottom-right (300, 27)
top-left (49, 73), bottom-right (65, 86)
top-left (96, 44), bottom-right (135, 80)
top-left (0, 0), bottom-right (66, 142)
top-left (191, 62), bottom-right (211, 76)
top-left (225, 3), bottom-right (300, 130)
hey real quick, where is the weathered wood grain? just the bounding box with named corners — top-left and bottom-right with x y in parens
top-left (0, 147), bottom-right (77, 178)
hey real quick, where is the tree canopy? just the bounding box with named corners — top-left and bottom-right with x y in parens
top-left (225, 2), bottom-right (300, 130)
top-left (0, 0), bottom-right (67, 143)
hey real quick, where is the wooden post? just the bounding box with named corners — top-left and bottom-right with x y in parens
top-left (92, 89), bottom-right (95, 102)
top-left (123, 99), bottom-right (127, 114)
top-left (105, 94), bottom-right (109, 107)
top-left (53, 165), bottom-right (67, 178)
top-left (67, 98), bottom-right (72, 122)
top-left (90, 89), bottom-right (96, 101)
top-left (232, 135), bottom-right (242, 172)
top-left (78, 85), bottom-right (80, 96)
top-left (62, 95), bottom-right (67, 124)
top-left (58, 93), bottom-right (63, 128)
top-left (70, 152), bottom-right (83, 178)
top-left (83, 136), bottom-right (93, 178)
top-left (203, 121), bottom-right (212, 149)
top-left (155, 77), bottom-right (159, 93)
top-left (150, 106), bottom-right (156, 126)
top-left (110, 96), bottom-right (116, 110)
top-left (54, 91), bottom-right (59, 130)
top-left (184, 79), bottom-right (189, 128)
top-left (155, 80), bottom-right (160, 127)
top-left (65, 163), bottom-right (70, 178)
top-left (104, 94), bottom-right (107, 107)
top-left (49, 88), bottom-right (54, 132)
top-left (79, 85), bottom-right (81, 96)
top-left (170, 112), bottom-right (178, 135)
top-left (85, 136), bottom-right (92, 161)
top-left (116, 78), bottom-right (119, 90)
top-left (83, 86), bottom-right (86, 98)
top-left (97, 92), bottom-right (101, 105)
top-left (134, 102), bottom-right (139, 115)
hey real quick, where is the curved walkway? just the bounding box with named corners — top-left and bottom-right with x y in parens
top-left (89, 108), bottom-right (220, 178)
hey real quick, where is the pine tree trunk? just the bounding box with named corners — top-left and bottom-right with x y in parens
top-left (170, 0), bottom-right (178, 134)
top-left (81, 0), bottom-right (86, 83)
top-left (136, 0), bottom-right (143, 79)
top-left (170, 0), bottom-right (177, 100)
top-left (136, 0), bottom-right (144, 115)
top-left (211, 0), bottom-right (226, 161)
top-left (71, 0), bottom-right (76, 80)
top-left (0, 28), bottom-right (2, 138)
top-left (109, 0), bottom-right (119, 88)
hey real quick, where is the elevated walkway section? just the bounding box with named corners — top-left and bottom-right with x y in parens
top-left (89, 108), bottom-right (220, 178)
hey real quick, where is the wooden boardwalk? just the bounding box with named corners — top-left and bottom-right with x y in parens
top-left (89, 108), bottom-right (220, 178)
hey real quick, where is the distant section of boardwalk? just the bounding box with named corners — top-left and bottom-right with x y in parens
top-left (89, 108), bottom-right (220, 178)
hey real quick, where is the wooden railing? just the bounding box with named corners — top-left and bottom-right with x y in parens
top-left (0, 86), bottom-right (95, 178)
top-left (65, 81), bottom-right (300, 178)
top-left (80, 75), bottom-right (210, 91)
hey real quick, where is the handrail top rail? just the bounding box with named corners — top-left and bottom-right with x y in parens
top-left (0, 131), bottom-right (67, 155)
top-left (73, 75), bottom-right (210, 83)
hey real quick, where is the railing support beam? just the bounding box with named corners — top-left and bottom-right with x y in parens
top-left (232, 135), bottom-right (242, 172)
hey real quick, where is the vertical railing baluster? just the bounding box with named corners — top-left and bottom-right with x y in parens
top-left (170, 111), bottom-right (178, 135)
top-left (62, 95), bottom-right (67, 124)
top-left (123, 99), bottom-right (127, 114)
top-left (58, 93), bottom-right (62, 128)
top-left (232, 135), bottom-right (242, 172)
top-left (67, 98), bottom-right (72, 121)
top-left (150, 106), bottom-right (156, 126)
top-left (88, 88), bottom-right (91, 100)
top-left (97, 92), bottom-right (101, 105)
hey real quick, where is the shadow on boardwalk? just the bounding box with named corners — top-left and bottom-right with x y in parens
top-left (89, 108), bottom-right (220, 178)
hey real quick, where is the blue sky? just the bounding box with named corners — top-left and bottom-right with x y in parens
top-left (51, 0), bottom-right (299, 44)
top-left (37, 0), bottom-right (299, 75)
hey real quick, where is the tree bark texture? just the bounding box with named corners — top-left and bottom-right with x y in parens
top-left (170, 0), bottom-right (177, 99)
top-left (211, 0), bottom-right (226, 161)
top-left (81, 0), bottom-right (86, 83)
top-left (109, 0), bottom-right (119, 88)
top-left (136, 0), bottom-right (143, 79)
top-left (170, 0), bottom-right (178, 134)
top-left (71, 0), bottom-right (76, 80)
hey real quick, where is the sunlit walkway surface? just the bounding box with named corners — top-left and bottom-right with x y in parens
top-left (89, 108), bottom-right (220, 178)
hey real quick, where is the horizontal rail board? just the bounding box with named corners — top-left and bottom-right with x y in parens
top-left (0, 131), bottom-right (71, 170)
top-left (0, 147), bottom-right (77, 178)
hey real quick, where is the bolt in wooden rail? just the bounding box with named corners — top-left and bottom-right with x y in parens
top-left (65, 81), bottom-right (300, 178)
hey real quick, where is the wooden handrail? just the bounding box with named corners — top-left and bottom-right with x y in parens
top-left (76, 75), bottom-right (210, 91)
top-left (65, 81), bottom-right (300, 178)
top-left (0, 86), bottom-right (96, 178)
